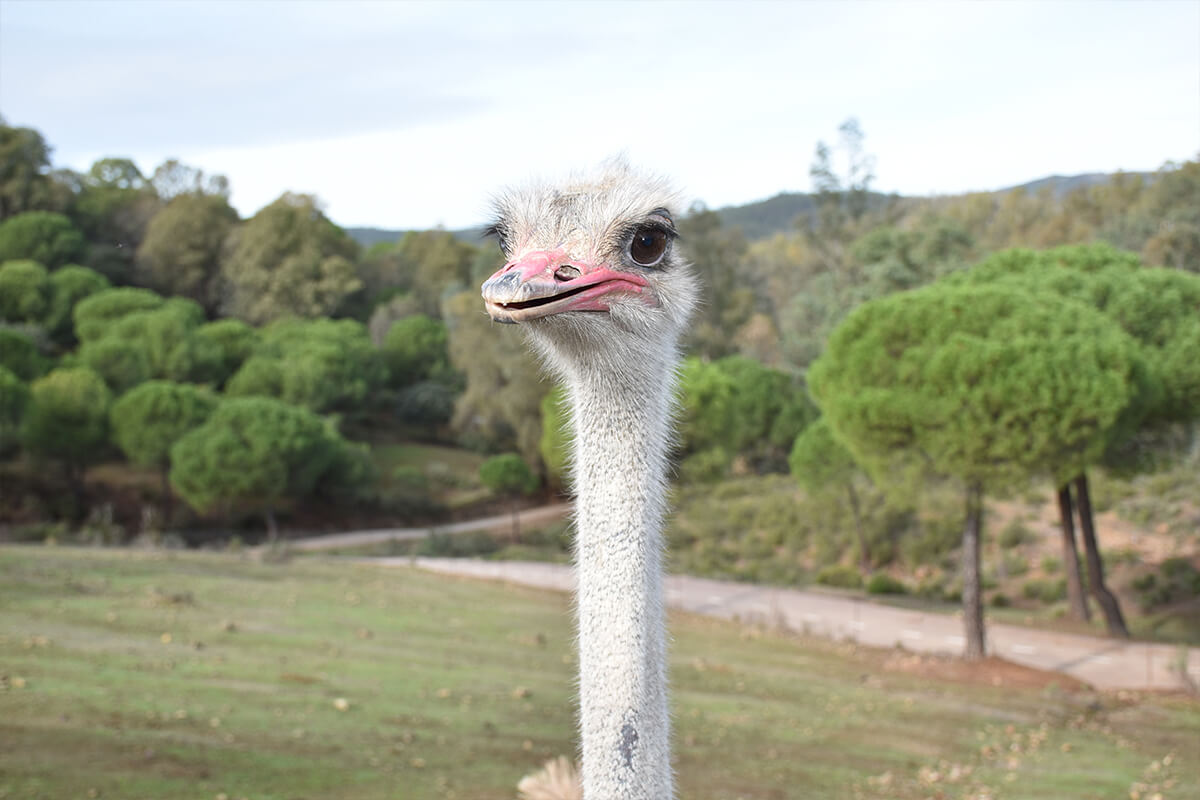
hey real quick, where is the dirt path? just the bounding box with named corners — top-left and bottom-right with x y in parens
top-left (283, 503), bottom-right (572, 552)
top-left (364, 557), bottom-right (1198, 692)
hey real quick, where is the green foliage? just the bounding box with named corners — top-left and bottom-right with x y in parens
top-left (381, 314), bottom-right (453, 387)
top-left (789, 417), bottom-right (856, 491)
top-left (677, 358), bottom-right (735, 454)
top-left (538, 385), bottom-right (570, 487)
top-left (78, 336), bottom-right (151, 394)
top-left (0, 328), bottom-right (48, 380)
top-left (169, 396), bottom-right (345, 515)
top-left (110, 381), bottom-right (217, 470)
top-left (1022, 578), bottom-right (1067, 604)
top-left (998, 519), bottom-right (1034, 549)
top-left (0, 121), bottom-right (59, 218)
top-left (678, 205), bottom-right (752, 359)
top-left (0, 212), bottom-right (86, 268)
top-left (0, 365), bottom-right (28, 451)
top-left (21, 366), bottom-right (111, 469)
top-left (225, 318), bottom-right (385, 414)
top-left (73, 287), bottom-right (164, 343)
top-left (44, 265), bottom-right (110, 343)
top-left (678, 446), bottom-right (732, 484)
top-left (0, 259), bottom-right (50, 323)
top-left (220, 193), bottom-right (360, 324)
top-left (816, 564), bottom-right (863, 589)
top-left (809, 282), bottom-right (1140, 491)
top-left (444, 289), bottom-right (546, 468)
top-left (74, 158), bottom-right (161, 283)
top-left (136, 192), bottom-right (237, 313)
top-left (1132, 558), bottom-right (1200, 611)
top-left (193, 319), bottom-right (259, 386)
top-left (711, 355), bottom-right (817, 466)
top-left (478, 453), bottom-right (538, 497)
top-left (865, 573), bottom-right (908, 595)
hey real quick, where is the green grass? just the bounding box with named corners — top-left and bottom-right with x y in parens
top-left (2, 546), bottom-right (1199, 800)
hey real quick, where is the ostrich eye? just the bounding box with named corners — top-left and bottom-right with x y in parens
top-left (629, 227), bottom-right (669, 267)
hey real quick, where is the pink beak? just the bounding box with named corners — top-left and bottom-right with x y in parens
top-left (481, 249), bottom-right (651, 324)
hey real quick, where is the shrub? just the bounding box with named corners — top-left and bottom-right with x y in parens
top-left (990, 593), bottom-right (1011, 608)
top-left (1040, 556), bottom-right (1063, 574)
top-left (998, 519), bottom-right (1034, 549)
top-left (816, 564), bottom-right (863, 590)
top-left (1002, 552), bottom-right (1030, 577)
top-left (678, 446), bottom-right (731, 484)
top-left (1022, 578), bottom-right (1067, 604)
top-left (866, 573), bottom-right (908, 595)
top-left (0, 328), bottom-right (48, 380)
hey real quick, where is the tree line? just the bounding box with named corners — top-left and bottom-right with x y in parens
top-left (2, 116), bottom-right (1197, 655)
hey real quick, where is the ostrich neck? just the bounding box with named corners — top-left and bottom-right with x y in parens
top-left (563, 350), bottom-right (676, 800)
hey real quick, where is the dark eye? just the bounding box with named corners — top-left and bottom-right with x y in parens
top-left (629, 227), bottom-right (669, 267)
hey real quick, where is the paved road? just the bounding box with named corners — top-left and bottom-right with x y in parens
top-left (364, 557), bottom-right (1198, 692)
top-left (284, 504), bottom-right (572, 552)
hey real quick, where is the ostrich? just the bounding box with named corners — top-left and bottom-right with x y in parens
top-left (481, 161), bottom-right (697, 799)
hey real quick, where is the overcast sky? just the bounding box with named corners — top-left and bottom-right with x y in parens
top-left (1, 0), bottom-right (1197, 229)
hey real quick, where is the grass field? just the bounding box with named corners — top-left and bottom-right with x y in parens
top-left (2, 547), bottom-right (1198, 800)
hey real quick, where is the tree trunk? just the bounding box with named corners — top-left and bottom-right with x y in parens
top-left (1056, 483), bottom-right (1090, 622)
top-left (265, 507), bottom-right (279, 547)
top-left (846, 482), bottom-right (870, 574)
top-left (1074, 473), bottom-right (1129, 638)
top-left (961, 483), bottom-right (986, 660)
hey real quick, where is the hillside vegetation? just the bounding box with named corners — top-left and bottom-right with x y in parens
top-left (2, 117), bottom-right (1198, 656)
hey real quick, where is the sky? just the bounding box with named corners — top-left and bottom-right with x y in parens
top-left (1, 0), bottom-right (1197, 230)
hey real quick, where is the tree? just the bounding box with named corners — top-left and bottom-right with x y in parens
top-left (479, 453), bottom-right (538, 541)
top-left (136, 192), bottom-right (237, 313)
top-left (110, 381), bottom-right (217, 525)
top-left (22, 367), bottom-right (112, 509)
top-left (0, 366), bottom-right (28, 454)
top-left (0, 260), bottom-right (50, 323)
top-left (0, 120), bottom-right (57, 220)
top-left (382, 314), bottom-right (453, 388)
top-left (193, 319), bottom-right (259, 387)
top-left (170, 397), bottom-right (344, 542)
top-left (0, 328), bottom-right (48, 381)
top-left (0, 212), bottom-right (86, 268)
top-left (73, 287), bottom-right (164, 343)
top-left (539, 385), bottom-right (570, 490)
top-left (148, 158), bottom-right (230, 202)
top-left (790, 417), bottom-right (875, 573)
top-left (225, 318), bottom-right (386, 414)
top-left (44, 265), bottom-right (110, 344)
top-left (947, 243), bottom-right (1200, 634)
top-left (75, 158), bottom-right (161, 284)
top-left (220, 193), bottom-right (360, 324)
top-left (444, 289), bottom-right (548, 469)
top-left (78, 336), bottom-right (151, 394)
top-left (809, 283), bottom-right (1140, 658)
top-left (677, 205), bottom-right (752, 359)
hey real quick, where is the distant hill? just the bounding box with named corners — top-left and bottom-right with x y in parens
top-left (344, 171), bottom-right (1156, 248)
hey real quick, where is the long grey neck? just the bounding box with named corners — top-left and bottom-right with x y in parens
top-left (558, 346), bottom-right (677, 800)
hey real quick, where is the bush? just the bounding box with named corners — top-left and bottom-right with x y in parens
top-left (418, 530), bottom-right (500, 558)
top-left (1002, 552), bottom-right (1030, 577)
top-left (1134, 558), bottom-right (1200, 611)
top-left (816, 564), bottom-right (863, 590)
top-left (1040, 556), bottom-right (1063, 574)
top-left (678, 446), bottom-right (731, 484)
top-left (865, 573), bottom-right (908, 595)
top-left (990, 593), bottom-right (1011, 608)
top-left (1021, 578), bottom-right (1067, 604)
top-left (998, 519), bottom-right (1034, 549)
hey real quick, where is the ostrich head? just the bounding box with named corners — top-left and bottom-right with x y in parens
top-left (481, 161), bottom-right (697, 368)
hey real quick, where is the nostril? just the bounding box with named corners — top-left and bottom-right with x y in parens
top-left (554, 265), bottom-right (581, 282)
